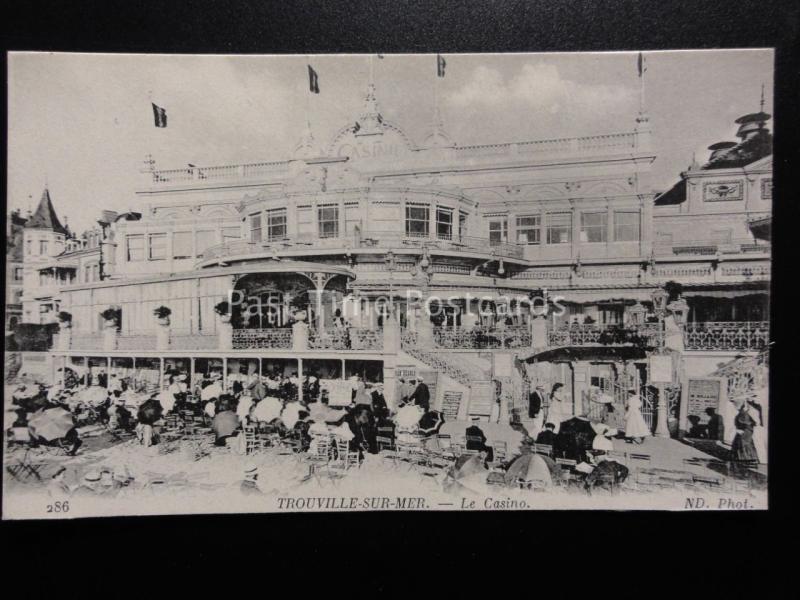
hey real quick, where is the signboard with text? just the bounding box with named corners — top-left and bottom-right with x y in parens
top-left (686, 378), bottom-right (724, 424)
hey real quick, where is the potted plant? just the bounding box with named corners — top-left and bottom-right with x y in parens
top-left (57, 311), bottom-right (72, 327)
top-left (153, 305), bottom-right (171, 326)
top-left (100, 307), bottom-right (121, 330)
top-left (214, 300), bottom-right (231, 323)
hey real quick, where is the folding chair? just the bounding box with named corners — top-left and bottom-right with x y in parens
top-left (5, 448), bottom-right (45, 483)
top-left (243, 425), bottom-right (260, 455)
top-left (328, 438), bottom-right (360, 483)
top-left (301, 435), bottom-right (331, 486)
top-left (488, 441), bottom-right (508, 470)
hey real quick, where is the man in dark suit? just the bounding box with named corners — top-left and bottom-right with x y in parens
top-left (408, 376), bottom-right (430, 412)
top-left (528, 385), bottom-right (545, 419)
top-left (370, 383), bottom-right (389, 420)
top-left (536, 422), bottom-right (557, 446)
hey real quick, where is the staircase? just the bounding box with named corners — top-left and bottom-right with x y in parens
top-left (400, 331), bottom-right (496, 418)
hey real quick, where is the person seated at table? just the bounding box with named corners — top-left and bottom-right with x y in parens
top-left (345, 405), bottom-right (376, 457)
top-left (370, 383), bottom-right (389, 420)
top-left (465, 417), bottom-right (493, 464)
top-left (535, 423), bottom-right (557, 446)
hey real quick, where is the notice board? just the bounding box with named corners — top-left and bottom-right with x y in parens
top-left (441, 391), bottom-right (463, 421)
top-left (686, 378), bottom-right (723, 423)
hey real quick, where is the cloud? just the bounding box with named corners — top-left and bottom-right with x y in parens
top-left (444, 62), bottom-right (637, 142)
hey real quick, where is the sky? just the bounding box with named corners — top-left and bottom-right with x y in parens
top-left (8, 50), bottom-right (773, 233)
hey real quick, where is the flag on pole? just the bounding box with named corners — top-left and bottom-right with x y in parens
top-left (308, 65), bottom-right (320, 93)
top-left (151, 103), bottom-right (167, 128)
top-left (637, 52), bottom-right (646, 78)
top-left (437, 54), bottom-right (446, 78)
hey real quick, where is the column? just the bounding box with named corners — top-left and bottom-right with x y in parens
top-left (654, 382), bottom-right (670, 438)
top-left (297, 358), bottom-right (304, 403)
top-left (159, 357), bottom-right (165, 389)
top-left (190, 357), bottom-right (195, 395)
top-left (222, 357), bottom-right (228, 391)
top-left (106, 357), bottom-right (112, 388)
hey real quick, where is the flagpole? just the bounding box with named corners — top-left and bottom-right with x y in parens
top-left (639, 53), bottom-right (646, 117)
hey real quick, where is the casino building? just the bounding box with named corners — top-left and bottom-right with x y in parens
top-left (17, 77), bottom-right (771, 435)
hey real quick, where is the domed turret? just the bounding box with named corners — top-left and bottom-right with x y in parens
top-left (734, 111), bottom-right (771, 141)
top-left (707, 141), bottom-right (737, 162)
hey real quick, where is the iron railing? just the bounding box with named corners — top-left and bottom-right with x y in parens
top-left (683, 321), bottom-right (770, 352)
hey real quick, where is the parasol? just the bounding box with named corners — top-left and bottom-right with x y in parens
top-left (212, 410), bottom-right (240, 439)
top-left (28, 407), bottom-right (75, 442)
top-left (308, 402), bottom-right (343, 424)
top-left (252, 397), bottom-right (283, 423)
top-left (158, 389), bottom-right (176, 413)
top-left (281, 402), bottom-right (303, 430)
top-left (396, 405), bottom-right (424, 430)
top-left (554, 417), bottom-right (597, 461)
top-left (137, 398), bottom-right (164, 425)
top-left (418, 410), bottom-right (444, 436)
top-left (447, 454), bottom-right (486, 481)
top-left (503, 453), bottom-right (558, 487)
top-left (201, 382), bottom-right (223, 402)
top-left (237, 395), bottom-right (254, 421)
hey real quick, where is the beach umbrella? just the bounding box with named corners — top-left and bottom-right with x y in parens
top-left (281, 402), bottom-right (303, 430)
top-left (252, 397), bottom-right (283, 423)
top-left (201, 382), bottom-right (223, 402)
top-left (447, 454), bottom-right (485, 481)
top-left (396, 405), bottom-right (424, 430)
top-left (555, 417), bottom-right (597, 461)
top-left (158, 390), bottom-right (176, 413)
top-left (418, 410), bottom-right (444, 436)
top-left (308, 403), bottom-right (343, 424)
top-left (212, 410), bottom-right (240, 439)
top-left (137, 398), bottom-right (163, 425)
top-left (503, 454), bottom-right (557, 487)
top-left (28, 407), bottom-right (75, 442)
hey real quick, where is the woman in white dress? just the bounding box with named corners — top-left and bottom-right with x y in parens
top-left (546, 383), bottom-right (571, 434)
top-left (624, 390), bottom-right (651, 443)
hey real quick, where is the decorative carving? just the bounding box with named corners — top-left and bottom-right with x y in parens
top-left (703, 180), bottom-right (743, 202)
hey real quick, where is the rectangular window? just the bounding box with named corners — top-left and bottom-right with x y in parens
top-left (126, 234), bottom-right (144, 262)
top-left (26, 239), bottom-right (33, 256)
top-left (266, 208), bottom-right (287, 241)
top-left (489, 218), bottom-right (508, 245)
top-left (39, 240), bottom-right (49, 255)
top-left (297, 206), bottom-right (313, 238)
top-left (436, 207), bottom-right (453, 240)
top-left (546, 212), bottom-right (572, 244)
top-left (148, 233), bottom-right (167, 260)
top-left (318, 205), bottom-right (339, 239)
top-left (39, 271), bottom-right (47, 286)
top-left (405, 205), bottom-right (430, 238)
top-left (13, 267), bottom-right (23, 281)
top-left (613, 211), bottom-right (640, 242)
top-left (580, 212), bottom-right (607, 243)
top-left (250, 214), bottom-right (263, 243)
top-left (172, 231), bottom-right (192, 259)
top-left (516, 215), bottom-right (541, 245)
top-left (344, 203), bottom-right (361, 235)
top-left (92, 264), bottom-right (100, 281)
top-left (195, 230), bottom-right (215, 258)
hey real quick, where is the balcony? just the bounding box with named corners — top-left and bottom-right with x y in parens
top-left (200, 229), bottom-right (524, 265)
top-left (547, 323), bottom-right (664, 348)
top-left (683, 321), bottom-right (769, 352)
top-left (654, 237), bottom-right (770, 258)
top-left (433, 325), bottom-right (531, 349)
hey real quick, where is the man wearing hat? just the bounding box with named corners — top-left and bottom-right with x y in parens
top-left (370, 382), bottom-right (389, 420)
top-left (465, 417), bottom-right (494, 465)
top-left (408, 376), bottom-right (430, 412)
top-left (240, 463), bottom-right (262, 495)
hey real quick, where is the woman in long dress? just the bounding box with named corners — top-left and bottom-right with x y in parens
top-left (624, 390), bottom-right (651, 443)
top-left (731, 404), bottom-right (759, 464)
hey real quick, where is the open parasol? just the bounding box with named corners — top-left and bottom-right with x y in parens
top-left (252, 397), bottom-right (283, 423)
top-left (28, 407), bottom-right (75, 442)
top-left (503, 453), bottom-right (558, 487)
top-left (212, 410), bottom-right (240, 439)
top-left (418, 410), bottom-right (444, 436)
top-left (137, 398), bottom-right (164, 425)
top-left (396, 405), bottom-right (424, 430)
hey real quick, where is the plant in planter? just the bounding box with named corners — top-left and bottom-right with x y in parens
top-left (153, 305), bottom-right (172, 325)
top-left (100, 307), bottom-right (122, 329)
top-left (57, 311), bottom-right (73, 326)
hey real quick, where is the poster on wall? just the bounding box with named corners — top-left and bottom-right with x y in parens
top-left (649, 354), bottom-right (673, 384)
top-left (686, 378), bottom-right (723, 424)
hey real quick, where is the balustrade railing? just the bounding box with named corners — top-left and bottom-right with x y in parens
top-left (231, 328), bottom-right (292, 350)
top-left (170, 332), bottom-right (219, 351)
top-left (683, 321), bottom-right (769, 352)
top-left (201, 230), bottom-right (524, 262)
top-left (117, 333), bottom-right (157, 351)
top-left (547, 323), bottom-right (664, 348)
top-left (653, 237), bottom-right (771, 257)
top-left (433, 325), bottom-right (531, 349)
top-left (308, 327), bottom-right (383, 351)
